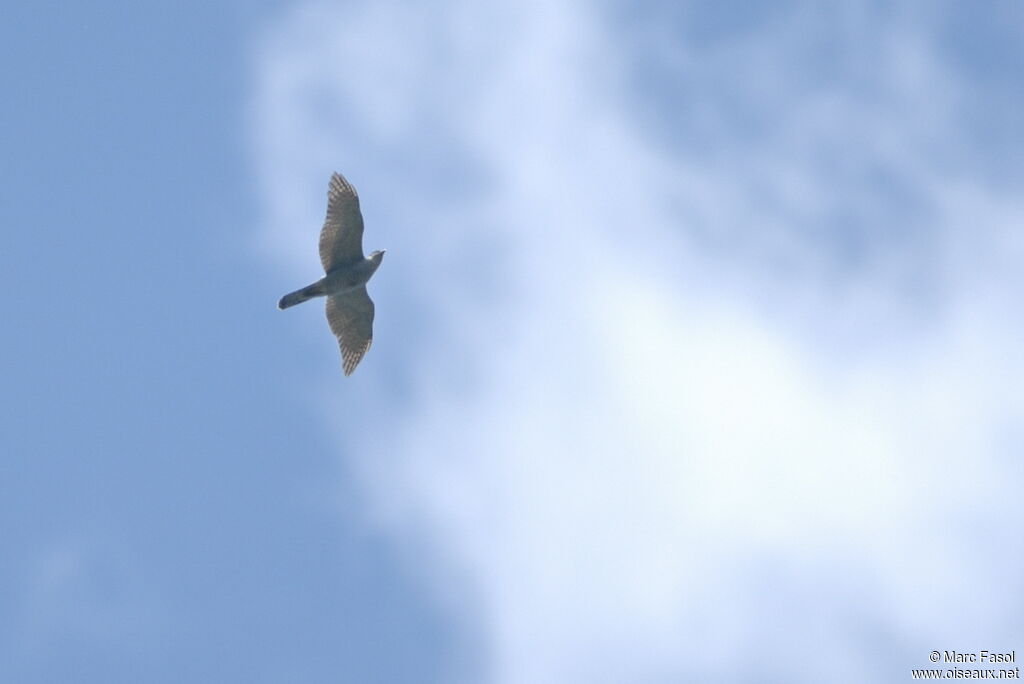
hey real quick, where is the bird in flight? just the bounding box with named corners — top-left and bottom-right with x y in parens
top-left (278, 172), bottom-right (384, 375)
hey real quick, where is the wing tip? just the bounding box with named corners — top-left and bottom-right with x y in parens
top-left (340, 339), bottom-right (372, 376)
top-left (329, 171), bottom-right (357, 198)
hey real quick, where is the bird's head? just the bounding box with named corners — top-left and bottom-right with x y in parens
top-left (369, 249), bottom-right (386, 264)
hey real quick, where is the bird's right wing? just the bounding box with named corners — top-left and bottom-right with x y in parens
top-left (319, 172), bottom-right (365, 272)
top-left (326, 287), bottom-right (375, 376)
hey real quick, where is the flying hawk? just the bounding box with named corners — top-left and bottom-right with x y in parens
top-left (278, 172), bottom-right (384, 375)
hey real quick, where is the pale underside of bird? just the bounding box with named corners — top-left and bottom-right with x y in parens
top-left (278, 172), bottom-right (384, 375)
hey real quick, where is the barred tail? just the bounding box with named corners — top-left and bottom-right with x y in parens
top-left (278, 282), bottom-right (324, 310)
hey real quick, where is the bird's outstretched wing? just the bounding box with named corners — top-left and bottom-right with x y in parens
top-left (326, 287), bottom-right (375, 375)
top-left (319, 172), bottom-right (365, 272)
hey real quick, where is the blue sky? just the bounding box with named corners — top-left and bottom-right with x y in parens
top-left (3, 1), bottom-right (1023, 683)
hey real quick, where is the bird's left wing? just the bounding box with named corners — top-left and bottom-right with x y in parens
top-left (319, 172), bottom-right (365, 272)
top-left (325, 287), bottom-right (375, 375)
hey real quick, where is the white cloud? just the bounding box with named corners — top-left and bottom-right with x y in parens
top-left (253, 1), bottom-right (1024, 681)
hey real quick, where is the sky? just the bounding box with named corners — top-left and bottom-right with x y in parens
top-left (2, 1), bottom-right (1023, 683)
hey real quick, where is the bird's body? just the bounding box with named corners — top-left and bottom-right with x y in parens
top-left (278, 172), bottom-right (384, 375)
top-left (278, 256), bottom-right (382, 309)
